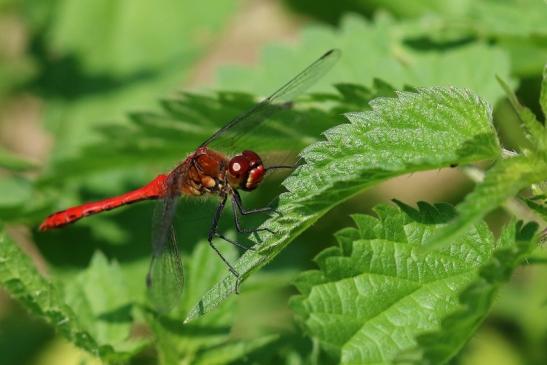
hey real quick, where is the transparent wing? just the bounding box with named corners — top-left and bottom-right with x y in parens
top-left (146, 172), bottom-right (185, 313)
top-left (200, 49), bottom-right (341, 154)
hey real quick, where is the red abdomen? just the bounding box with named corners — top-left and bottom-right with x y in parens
top-left (39, 174), bottom-right (168, 231)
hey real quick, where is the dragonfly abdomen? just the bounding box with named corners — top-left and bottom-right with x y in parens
top-left (39, 174), bottom-right (169, 231)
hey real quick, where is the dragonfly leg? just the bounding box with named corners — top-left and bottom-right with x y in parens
top-left (215, 231), bottom-right (255, 251)
top-left (232, 190), bottom-right (273, 216)
top-left (208, 194), bottom-right (244, 293)
top-left (231, 192), bottom-right (274, 237)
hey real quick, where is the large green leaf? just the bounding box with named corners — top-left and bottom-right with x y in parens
top-left (290, 202), bottom-right (537, 364)
top-left (0, 228), bottom-right (147, 362)
top-left (185, 86), bottom-right (500, 321)
top-left (217, 13), bottom-right (513, 105)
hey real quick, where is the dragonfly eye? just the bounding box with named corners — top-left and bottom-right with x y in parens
top-left (241, 150), bottom-right (262, 167)
top-left (228, 151), bottom-right (265, 191)
top-left (228, 156), bottom-right (250, 179)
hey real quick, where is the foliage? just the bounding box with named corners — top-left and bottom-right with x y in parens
top-left (186, 86), bottom-right (500, 321)
top-left (217, 13), bottom-right (512, 105)
top-left (291, 203), bottom-right (537, 364)
top-left (428, 74), bottom-right (547, 249)
top-left (283, 0), bottom-right (547, 77)
top-left (1, 1), bottom-right (546, 364)
top-left (0, 226), bottom-right (147, 363)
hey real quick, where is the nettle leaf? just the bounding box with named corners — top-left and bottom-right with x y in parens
top-left (429, 155), bottom-right (547, 249)
top-left (185, 86), bottom-right (500, 321)
top-left (40, 91), bottom-right (337, 183)
top-left (0, 228), bottom-right (147, 362)
top-left (63, 251), bottom-right (147, 355)
top-left (411, 220), bottom-right (539, 364)
top-left (430, 73), bottom-right (547, 249)
top-left (147, 242), bottom-right (275, 365)
top-left (217, 13), bottom-right (513, 105)
top-left (290, 202), bottom-right (538, 364)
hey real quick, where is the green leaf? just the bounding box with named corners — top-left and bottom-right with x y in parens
top-left (0, 146), bottom-right (38, 172)
top-left (496, 75), bottom-right (545, 151)
top-left (146, 241), bottom-right (276, 365)
top-left (352, 0), bottom-right (547, 77)
top-left (63, 251), bottom-right (147, 354)
top-left (216, 13), bottom-right (513, 105)
top-left (32, 0), bottom-right (236, 157)
top-left (41, 91), bottom-right (333, 181)
top-left (185, 86), bottom-right (500, 321)
top-left (428, 155), bottom-right (547, 249)
top-left (290, 202), bottom-right (537, 364)
top-left (46, 0), bottom-right (235, 75)
top-left (427, 65), bottom-right (547, 250)
top-left (412, 220), bottom-right (539, 364)
top-left (0, 228), bottom-right (147, 362)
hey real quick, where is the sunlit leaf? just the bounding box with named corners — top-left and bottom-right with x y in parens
top-left (290, 202), bottom-right (537, 364)
top-left (186, 86), bottom-right (500, 321)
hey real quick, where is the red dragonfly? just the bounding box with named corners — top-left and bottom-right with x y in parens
top-left (40, 49), bottom-right (341, 312)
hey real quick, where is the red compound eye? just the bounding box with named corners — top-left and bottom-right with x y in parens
top-left (242, 150), bottom-right (261, 167)
top-left (228, 156), bottom-right (250, 178)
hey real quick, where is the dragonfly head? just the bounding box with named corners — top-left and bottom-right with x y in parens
top-left (227, 150), bottom-right (265, 191)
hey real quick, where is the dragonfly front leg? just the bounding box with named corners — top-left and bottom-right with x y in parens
top-left (232, 189), bottom-right (274, 216)
top-left (231, 191), bottom-right (274, 236)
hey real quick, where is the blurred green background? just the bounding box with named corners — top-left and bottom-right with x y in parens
top-left (0, 0), bottom-right (545, 364)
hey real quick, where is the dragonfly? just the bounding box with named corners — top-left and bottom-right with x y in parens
top-left (40, 49), bottom-right (341, 313)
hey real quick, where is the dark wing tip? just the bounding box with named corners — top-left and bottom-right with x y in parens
top-left (322, 48), bottom-right (342, 60)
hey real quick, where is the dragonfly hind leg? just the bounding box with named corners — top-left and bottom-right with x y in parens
top-left (207, 194), bottom-right (247, 293)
